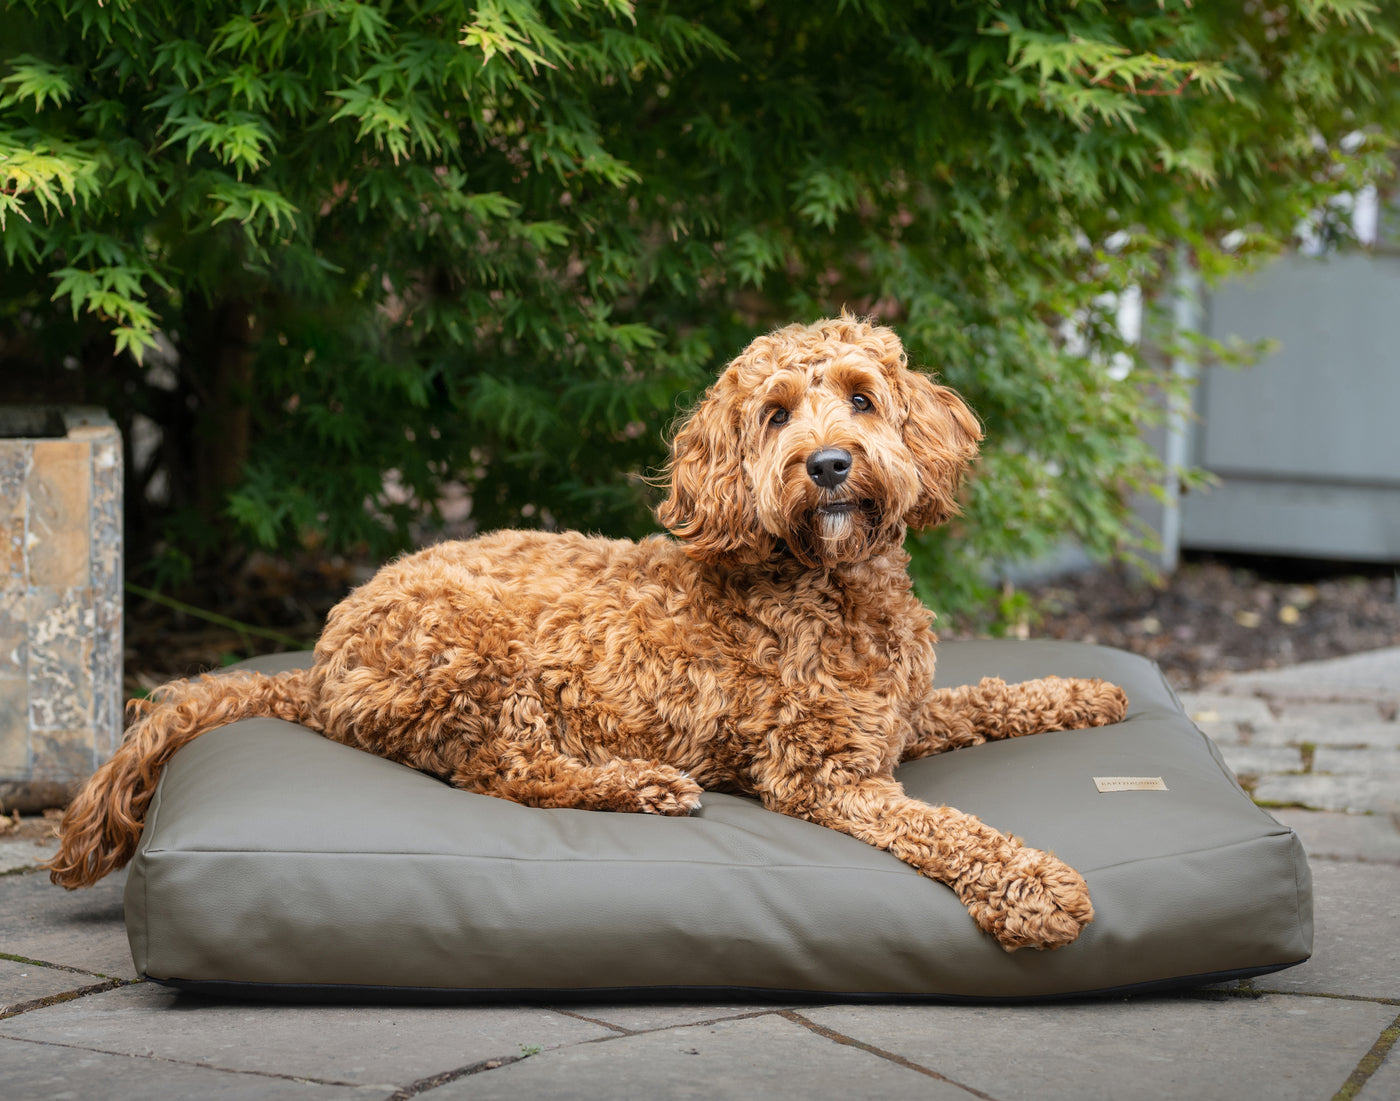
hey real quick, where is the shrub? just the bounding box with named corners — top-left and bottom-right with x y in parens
top-left (3, 0), bottom-right (1396, 617)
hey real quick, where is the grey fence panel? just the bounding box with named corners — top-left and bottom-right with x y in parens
top-left (1184, 252), bottom-right (1400, 562)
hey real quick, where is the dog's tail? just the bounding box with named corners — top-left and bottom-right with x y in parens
top-left (46, 669), bottom-right (321, 889)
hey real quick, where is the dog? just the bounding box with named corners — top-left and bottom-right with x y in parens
top-left (48, 315), bottom-right (1126, 951)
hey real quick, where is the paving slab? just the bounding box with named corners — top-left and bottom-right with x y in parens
top-left (1253, 772), bottom-right (1391, 814)
top-left (1214, 647), bottom-right (1400, 703)
top-left (1268, 701), bottom-right (1396, 726)
top-left (1313, 744), bottom-right (1400, 775)
top-left (0, 982), bottom-right (614, 1090)
top-left (1270, 808), bottom-right (1400, 865)
top-left (420, 1011), bottom-right (972, 1101)
top-left (0, 957), bottom-right (113, 1012)
top-left (0, 1036), bottom-right (384, 1101)
top-left (1247, 719), bottom-right (1400, 749)
top-left (559, 1004), bottom-right (792, 1034)
top-left (1358, 1022), bottom-right (1400, 1101)
top-left (1253, 860), bottom-right (1400, 1000)
top-left (804, 994), bottom-right (1396, 1101)
top-left (0, 835), bottom-right (58, 875)
top-left (1178, 692), bottom-right (1277, 727)
top-left (0, 868), bottom-right (133, 979)
top-left (1216, 743), bottom-right (1304, 777)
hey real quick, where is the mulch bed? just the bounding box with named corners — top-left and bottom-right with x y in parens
top-left (980, 555), bottom-right (1400, 690)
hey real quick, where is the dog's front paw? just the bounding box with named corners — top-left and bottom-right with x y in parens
top-left (630, 766), bottom-right (704, 816)
top-left (961, 847), bottom-right (1094, 952)
top-left (1046, 677), bottom-right (1129, 730)
top-left (1088, 680), bottom-right (1130, 726)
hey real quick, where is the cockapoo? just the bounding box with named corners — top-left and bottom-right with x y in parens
top-left (50, 315), bottom-right (1127, 951)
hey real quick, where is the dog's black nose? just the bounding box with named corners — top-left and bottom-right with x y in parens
top-left (806, 448), bottom-right (852, 489)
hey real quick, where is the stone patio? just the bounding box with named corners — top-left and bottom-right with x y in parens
top-left (2, 648), bottom-right (1397, 1099)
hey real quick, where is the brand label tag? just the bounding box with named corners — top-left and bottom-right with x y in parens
top-left (1094, 776), bottom-right (1168, 793)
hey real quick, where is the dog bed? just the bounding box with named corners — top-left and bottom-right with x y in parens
top-left (122, 639), bottom-right (1312, 1002)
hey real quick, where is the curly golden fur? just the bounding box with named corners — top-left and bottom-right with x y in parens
top-left (49, 316), bottom-right (1127, 951)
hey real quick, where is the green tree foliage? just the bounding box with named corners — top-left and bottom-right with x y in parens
top-left (2, 0), bottom-right (1397, 615)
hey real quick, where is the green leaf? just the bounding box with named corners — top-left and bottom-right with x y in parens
top-left (0, 55), bottom-right (77, 111)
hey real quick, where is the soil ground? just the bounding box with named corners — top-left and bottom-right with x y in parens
top-left (998, 554), bottom-right (1400, 690)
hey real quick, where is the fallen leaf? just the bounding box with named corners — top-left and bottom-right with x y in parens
top-left (1284, 584), bottom-right (1319, 609)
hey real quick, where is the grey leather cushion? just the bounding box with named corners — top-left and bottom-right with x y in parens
top-left (124, 640), bottom-right (1312, 1001)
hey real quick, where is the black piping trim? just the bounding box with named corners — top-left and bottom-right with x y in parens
top-left (147, 960), bottom-right (1307, 1006)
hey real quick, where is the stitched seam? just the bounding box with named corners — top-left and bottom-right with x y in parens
top-left (137, 848), bottom-right (924, 876)
top-left (138, 828), bottom-right (1302, 879)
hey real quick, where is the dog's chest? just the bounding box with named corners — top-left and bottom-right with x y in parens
top-left (533, 566), bottom-right (935, 761)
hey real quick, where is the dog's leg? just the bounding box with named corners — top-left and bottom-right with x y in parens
top-left (451, 687), bottom-right (703, 815)
top-left (460, 747), bottom-right (704, 815)
top-left (759, 774), bottom-right (1093, 951)
top-left (901, 676), bottom-right (1128, 761)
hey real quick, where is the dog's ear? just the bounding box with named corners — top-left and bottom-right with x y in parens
top-left (898, 368), bottom-right (983, 530)
top-left (657, 369), bottom-right (778, 563)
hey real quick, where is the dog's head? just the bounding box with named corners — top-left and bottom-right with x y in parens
top-left (658, 315), bottom-right (982, 568)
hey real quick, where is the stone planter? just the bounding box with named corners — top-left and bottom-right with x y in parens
top-left (0, 407), bottom-right (122, 813)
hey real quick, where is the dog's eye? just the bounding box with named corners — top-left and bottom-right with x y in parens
top-left (851, 393), bottom-right (873, 412)
top-left (767, 407), bottom-right (790, 428)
